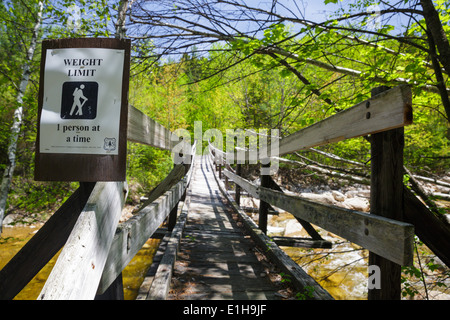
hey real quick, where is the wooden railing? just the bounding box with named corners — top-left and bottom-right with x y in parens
top-left (0, 105), bottom-right (195, 300)
top-left (209, 85), bottom-right (417, 300)
top-left (207, 149), bottom-right (335, 300)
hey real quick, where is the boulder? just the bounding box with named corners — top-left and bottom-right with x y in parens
top-left (284, 219), bottom-right (304, 237)
top-left (343, 197), bottom-right (370, 212)
top-left (267, 226), bottom-right (285, 236)
top-left (300, 192), bottom-right (336, 206)
top-left (1, 213), bottom-right (20, 227)
top-left (332, 190), bottom-right (346, 202)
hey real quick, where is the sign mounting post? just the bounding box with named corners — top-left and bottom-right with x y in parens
top-left (35, 38), bottom-right (131, 182)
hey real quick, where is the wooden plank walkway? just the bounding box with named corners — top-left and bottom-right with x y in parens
top-left (165, 156), bottom-right (288, 300)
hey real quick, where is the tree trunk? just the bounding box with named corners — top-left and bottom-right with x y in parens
top-left (0, 1), bottom-right (43, 233)
top-left (115, 0), bottom-right (134, 39)
top-left (420, 0), bottom-right (450, 75)
top-left (423, 15), bottom-right (450, 122)
top-left (420, 0), bottom-right (450, 137)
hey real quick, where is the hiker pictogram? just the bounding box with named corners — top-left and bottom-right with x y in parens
top-left (69, 84), bottom-right (88, 116)
top-left (61, 81), bottom-right (98, 119)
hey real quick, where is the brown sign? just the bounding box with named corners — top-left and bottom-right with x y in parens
top-left (35, 38), bottom-right (130, 181)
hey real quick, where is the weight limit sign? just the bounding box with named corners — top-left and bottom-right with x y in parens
top-left (35, 38), bottom-right (130, 181)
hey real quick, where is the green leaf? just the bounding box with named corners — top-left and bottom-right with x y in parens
top-left (279, 68), bottom-right (291, 78)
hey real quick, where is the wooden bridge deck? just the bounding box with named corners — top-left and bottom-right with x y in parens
top-left (165, 156), bottom-right (287, 300)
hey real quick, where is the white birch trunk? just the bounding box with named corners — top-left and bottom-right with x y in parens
top-left (0, 1), bottom-right (43, 232)
top-left (115, 0), bottom-right (134, 39)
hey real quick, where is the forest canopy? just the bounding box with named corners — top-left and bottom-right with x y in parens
top-left (0, 0), bottom-right (449, 222)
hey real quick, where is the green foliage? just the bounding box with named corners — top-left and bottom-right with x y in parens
top-left (126, 143), bottom-right (173, 198)
top-left (295, 286), bottom-right (316, 300)
top-left (8, 179), bottom-right (77, 216)
top-left (1, 0), bottom-right (449, 226)
top-left (279, 272), bottom-right (291, 283)
top-left (45, 0), bottom-right (112, 38)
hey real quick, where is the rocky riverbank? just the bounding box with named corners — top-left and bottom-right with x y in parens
top-left (237, 174), bottom-right (450, 300)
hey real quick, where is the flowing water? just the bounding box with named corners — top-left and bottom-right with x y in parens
top-left (266, 212), bottom-right (369, 300)
top-left (0, 224), bottom-right (160, 300)
top-left (267, 210), bottom-right (450, 300)
top-left (281, 238), bottom-right (369, 300)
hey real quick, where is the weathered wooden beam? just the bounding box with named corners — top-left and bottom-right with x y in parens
top-left (38, 181), bottom-right (128, 300)
top-left (135, 164), bottom-right (185, 213)
top-left (127, 105), bottom-right (176, 150)
top-left (97, 179), bottom-right (186, 294)
top-left (262, 85), bottom-right (412, 157)
top-left (223, 169), bottom-right (259, 198)
top-left (226, 169), bottom-right (414, 265)
top-left (146, 195), bottom-right (191, 300)
top-left (404, 186), bottom-right (450, 268)
top-left (271, 236), bottom-right (332, 249)
top-left (259, 187), bottom-right (414, 266)
top-left (0, 183), bottom-right (94, 300)
top-left (267, 175), bottom-right (324, 241)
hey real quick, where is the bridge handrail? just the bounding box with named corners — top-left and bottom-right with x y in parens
top-left (97, 141), bottom-right (197, 294)
top-left (127, 105), bottom-right (176, 150)
top-left (209, 85), bottom-right (412, 161)
top-left (39, 108), bottom-right (196, 299)
top-left (219, 166), bottom-right (413, 266)
top-left (208, 85), bottom-right (415, 267)
top-left (0, 106), bottom-right (195, 300)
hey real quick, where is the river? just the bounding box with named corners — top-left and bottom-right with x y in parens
top-left (266, 211), bottom-right (369, 300)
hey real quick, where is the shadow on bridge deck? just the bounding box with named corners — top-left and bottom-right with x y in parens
top-left (166, 156), bottom-right (290, 300)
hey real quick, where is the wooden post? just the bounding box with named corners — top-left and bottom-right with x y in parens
top-left (225, 170), bottom-right (229, 190)
top-left (258, 163), bottom-right (270, 234)
top-left (368, 86), bottom-right (404, 300)
top-left (38, 181), bottom-right (127, 300)
top-left (235, 163), bottom-right (242, 206)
